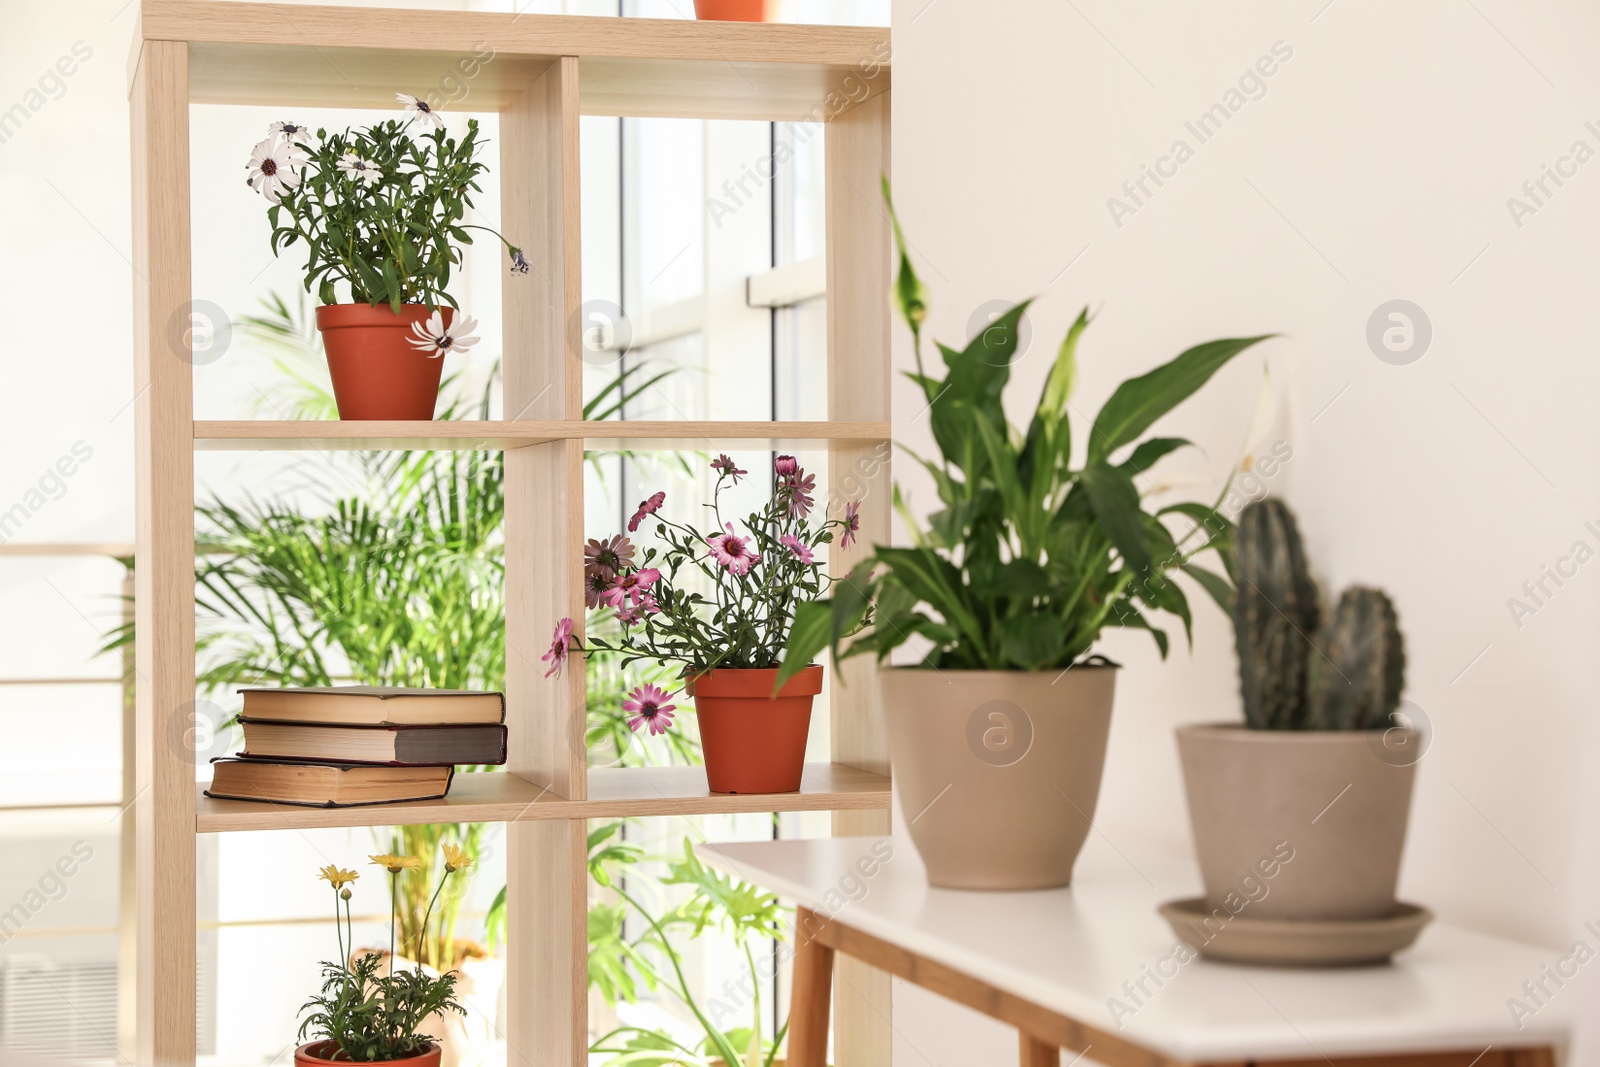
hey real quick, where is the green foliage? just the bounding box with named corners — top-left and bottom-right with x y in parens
top-left (1234, 499), bottom-right (1319, 729)
top-left (1231, 500), bottom-right (1409, 731)
top-left (588, 839), bottom-right (790, 1067)
top-left (1306, 587), bottom-right (1406, 731)
top-left (259, 117), bottom-right (520, 309)
top-left (778, 183), bottom-right (1270, 685)
top-left (298, 949), bottom-right (463, 1062)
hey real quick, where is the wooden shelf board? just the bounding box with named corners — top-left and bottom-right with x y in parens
top-left (192, 419), bottom-right (890, 451)
top-left (138, 0), bottom-right (889, 121)
top-left (195, 763), bottom-right (889, 832)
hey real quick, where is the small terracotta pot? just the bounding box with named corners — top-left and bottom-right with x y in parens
top-left (688, 666), bottom-right (822, 793)
top-left (884, 667), bottom-right (1117, 890)
top-left (1176, 723), bottom-right (1419, 921)
top-left (694, 0), bottom-right (773, 20)
top-left (294, 1040), bottom-right (440, 1067)
top-left (315, 303), bottom-right (448, 421)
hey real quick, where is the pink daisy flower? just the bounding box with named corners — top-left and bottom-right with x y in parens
top-left (711, 454), bottom-right (747, 483)
top-left (542, 617), bottom-right (575, 679)
top-left (779, 534), bottom-right (815, 564)
top-left (624, 684), bottom-right (677, 735)
top-left (774, 455), bottom-right (798, 476)
top-left (628, 491), bottom-right (666, 533)
top-left (615, 602), bottom-right (642, 626)
top-left (783, 470), bottom-right (816, 519)
top-left (603, 567), bottom-right (661, 608)
top-left (707, 523), bottom-right (757, 575)
top-left (584, 569), bottom-right (613, 609)
top-left (583, 535), bottom-right (634, 580)
top-left (841, 500), bottom-right (861, 548)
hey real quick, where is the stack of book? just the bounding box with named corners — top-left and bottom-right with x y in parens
top-left (204, 686), bottom-right (507, 807)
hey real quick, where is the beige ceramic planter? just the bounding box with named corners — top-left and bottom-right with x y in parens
top-left (1176, 723), bottom-right (1419, 921)
top-left (883, 667), bottom-right (1116, 890)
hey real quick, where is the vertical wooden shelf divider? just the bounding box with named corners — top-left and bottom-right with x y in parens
top-left (824, 88), bottom-right (894, 1067)
top-left (131, 35), bottom-right (198, 1067)
top-left (129, 5), bottom-right (892, 1064)
top-left (501, 55), bottom-right (591, 1067)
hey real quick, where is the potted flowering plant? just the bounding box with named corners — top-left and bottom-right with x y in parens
top-left (295, 847), bottom-right (474, 1065)
top-left (693, 0), bottom-right (774, 19)
top-left (245, 96), bottom-right (526, 420)
top-left (543, 455), bottom-right (857, 794)
top-left (778, 183), bottom-right (1273, 890)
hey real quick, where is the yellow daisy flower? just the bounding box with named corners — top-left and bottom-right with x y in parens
top-left (369, 853), bottom-right (421, 874)
top-left (442, 843), bottom-right (474, 873)
top-left (317, 864), bottom-right (359, 889)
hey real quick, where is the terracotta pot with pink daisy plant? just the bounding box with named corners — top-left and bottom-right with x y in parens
top-left (542, 453), bottom-right (858, 794)
top-left (245, 95), bottom-right (527, 420)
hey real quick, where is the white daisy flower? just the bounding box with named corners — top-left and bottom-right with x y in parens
top-left (336, 151), bottom-right (383, 187)
top-left (267, 120), bottom-right (312, 146)
top-left (396, 92), bottom-right (444, 130)
top-left (408, 312), bottom-right (479, 359)
top-left (245, 136), bottom-right (305, 204)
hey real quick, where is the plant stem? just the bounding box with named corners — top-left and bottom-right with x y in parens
top-left (417, 871), bottom-right (450, 975)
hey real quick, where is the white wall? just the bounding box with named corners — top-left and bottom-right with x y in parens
top-left (890, 0), bottom-right (1600, 1062)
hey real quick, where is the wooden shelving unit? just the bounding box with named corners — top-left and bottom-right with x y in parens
top-left (129, 3), bottom-right (891, 1065)
top-left (192, 419), bottom-right (891, 451)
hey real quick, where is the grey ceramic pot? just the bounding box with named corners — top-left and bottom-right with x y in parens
top-left (883, 667), bottom-right (1116, 890)
top-left (1176, 723), bottom-right (1419, 921)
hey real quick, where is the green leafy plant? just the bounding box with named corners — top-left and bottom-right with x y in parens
top-left (1233, 498), bottom-right (1407, 730)
top-left (246, 105), bottom-right (524, 310)
top-left (588, 838), bottom-right (790, 1067)
top-left (778, 181), bottom-right (1272, 684)
top-left (299, 859), bottom-right (470, 1062)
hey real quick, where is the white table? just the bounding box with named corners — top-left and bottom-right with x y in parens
top-left (697, 836), bottom-right (1569, 1067)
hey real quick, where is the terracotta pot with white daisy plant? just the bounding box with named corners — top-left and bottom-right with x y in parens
top-left (542, 454), bottom-right (861, 794)
top-left (246, 96), bottom-right (528, 421)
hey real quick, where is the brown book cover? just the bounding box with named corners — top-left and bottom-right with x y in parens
top-left (204, 757), bottom-right (456, 808)
top-left (235, 686), bottom-right (506, 726)
top-left (237, 719), bottom-right (507, 766)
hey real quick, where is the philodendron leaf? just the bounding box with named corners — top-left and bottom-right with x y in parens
top-left (1037, 306), bottom-right (1089, 424)
top-left (1180, 562), bottom-right (1234, 615)
top-left (1118, 436), bottom-right (1192, 476)
top-left (1078, 461), bottom-right (1152, 575)
top-left (1087, 334), bottom-right (1275, 465)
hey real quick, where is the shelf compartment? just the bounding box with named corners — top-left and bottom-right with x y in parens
top-left (141, 0), bottom-right (890, 121)
top-left (192, 419), bottom-right (890, 451)
top-left (195, 762), bottom-right (890, 832)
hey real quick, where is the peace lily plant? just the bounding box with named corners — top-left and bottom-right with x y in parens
top-left (778, 180), bottom-right (1274, 890)
top-left (245, 94), bottom-right (525, 420)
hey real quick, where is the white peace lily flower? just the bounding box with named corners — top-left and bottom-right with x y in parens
top-left (396, 92), bottom-right (443, 130)
top-left (245, 136), bottom-right (305, 204)
top-left (336, 151), bottom-right (383, 187)
top-left (408, 312), bottom-right (479, 359)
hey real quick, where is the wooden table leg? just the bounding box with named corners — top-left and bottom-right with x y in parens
top-left (1020, 1033), bottom-right (1060, 1067)
top-left (788, 907), bottom-right (836, 1067)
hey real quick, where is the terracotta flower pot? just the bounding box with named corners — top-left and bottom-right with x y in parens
top-left (883, 667), bottom-right (1117, 890)
top-left (694, 0), bottom-right (773, 20)
top-left (315, 303), bottom-right (448, 421)
top-left (294, 1040), bottom-right (440, 1067)
top-left (1176, 723), bottom-right (1419, 921)
top-left (688, 666), bottom-right (822, 793)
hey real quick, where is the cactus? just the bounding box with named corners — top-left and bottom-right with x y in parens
top-left (1233, 500), bottom-right (1320, 729)
top-left (1305, 587), bottom-right (1406, 731)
